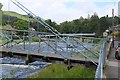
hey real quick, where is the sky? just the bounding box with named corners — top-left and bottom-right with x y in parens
top-left (0, 0), bottom-right (119, 24)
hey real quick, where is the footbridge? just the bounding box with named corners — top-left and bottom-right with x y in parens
top-left (0, 0), bottom-right (108, 79)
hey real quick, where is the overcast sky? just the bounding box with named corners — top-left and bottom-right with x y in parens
top-left (1, 0), bottom-right (119, 24)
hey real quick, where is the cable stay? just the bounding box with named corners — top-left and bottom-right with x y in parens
top-left (73, 38), bottom-right (99, 57)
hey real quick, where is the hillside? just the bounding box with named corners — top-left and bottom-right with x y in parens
top-left (3, 11), bottom-right (33, 22)
top-left (0, 2), bottom-right (32, 24)
top-left (1, 10), bottom-right (120, 37)
top-left (1, 10), bottom-right (54, 32)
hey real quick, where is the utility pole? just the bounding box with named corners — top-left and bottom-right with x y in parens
top-left (112, 9), bottom-right (114, 47)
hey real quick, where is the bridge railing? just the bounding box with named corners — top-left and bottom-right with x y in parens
top-left (95, 38), bottom-right (106, 79)
top-left (0, 29), bottom-right (102, 63)
top-left (106, 39), bottom-right (113, 59)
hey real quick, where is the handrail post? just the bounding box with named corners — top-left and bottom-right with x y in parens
top-left (23, 32), bottom-right (25, 50)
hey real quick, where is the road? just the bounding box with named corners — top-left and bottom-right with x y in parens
top-left (105, 41), bottom-right (120, 79)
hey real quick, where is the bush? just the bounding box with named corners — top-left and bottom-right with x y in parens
top-left (111, 32), bottom-right (120, 37)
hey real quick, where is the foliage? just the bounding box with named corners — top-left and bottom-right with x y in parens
top-left (45, 19), bottom-right (59, 30)
top-left (0, 18), bottom-right (7, 26)
top-left (29, 64), bottom-right (95, 78)
top-left (13, 20), bottom-right (28, 30)
top-left (58, 15), bottom-right (120, 37)
top-left (0, 3), bottom-right (3, 10)
top-left (112, 32), bottom-right (120, 37)
top-left (2, 9), bottom-right (120, 37)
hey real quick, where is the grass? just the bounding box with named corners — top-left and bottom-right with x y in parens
top-left (29, 64), bottom-right (95, 78)
top-left (3, 11), bottom-right (33, 22)
top-left (0, 38), bottom-right (7, 44)
top-left (3, 11), bottom-right (46, 22)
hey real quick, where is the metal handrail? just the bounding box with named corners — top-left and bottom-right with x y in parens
top-left (95, 38), bottom-right (106, 79)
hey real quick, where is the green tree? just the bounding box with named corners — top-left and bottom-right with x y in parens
top-left (0, 3), bottom-right (3, 25)
top-left (80, 19), bottom-right (89, 33)
top-left (45, 19), bottom-right (59, 31)
top-left (72, 19), bottom-right (81, 33)
top-left (13, 20), bottom-right (28, 30)
top-left (87, 15), bottom-right (99, 33)
top-left (0, 3), bottom-right (3, 10)
top-left (59, 21), bottom-right (72, 33)
top-left (98, 16), bottom-right (109, 36)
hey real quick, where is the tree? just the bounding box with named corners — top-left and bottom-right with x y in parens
top-left (72, 19), bottom-right (81, 33)
top-left (13, 20), bottom-right (28, 30)
top-left (98, 16), bottom-right (109, 36)
top-left (88, 15), bottom-right (99, 33)
top-left (0, 3), bottom-right (3, 25)
top-left (0, 3), bottom-right (3, 10)
top-left (59, 21), bottom-right (73, 33)
top-left (45, 19), bottom-right (59, 31)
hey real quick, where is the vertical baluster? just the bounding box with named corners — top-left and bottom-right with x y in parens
top-left (38, 34), bottom-right (41, 53)
top-left (55, 35), bottom-right (57, 54)
top-left (23, 32), bottom-right (25, 50)
top-left (10, 31), bottom-right (13, 52)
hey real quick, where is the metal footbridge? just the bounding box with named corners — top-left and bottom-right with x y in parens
top-left (0, 0), bottom-right (107, 79)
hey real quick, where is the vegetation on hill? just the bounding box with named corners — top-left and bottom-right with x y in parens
top-left (0, 3), bottom-right (3, 25)
top-left (3, 11), bottom-right (33, 21)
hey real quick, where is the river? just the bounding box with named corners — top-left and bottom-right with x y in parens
top-left (0, 57), bottom-right (51, 78)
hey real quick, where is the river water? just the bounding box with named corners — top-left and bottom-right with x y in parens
top-left (0, 57), bottom-right (51, 78)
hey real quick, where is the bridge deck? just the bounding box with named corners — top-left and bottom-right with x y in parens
top-left (0, 47), bottom-right (98, 63)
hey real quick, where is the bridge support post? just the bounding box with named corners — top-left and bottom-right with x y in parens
top-left (9, 52), bottom-right (13, 57)
top-left (23, 32), bottom-right (26, 50)
top-left (64, 59), bottom-right (73, 70)
top-left (43, 56), bottom-right (50, 62)
top-left (82, 38), bottom-right (84, 42)
top-left (25, 54), bottom-right (30, 65)
top-left (85, 61), bottom-right (91, 67)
